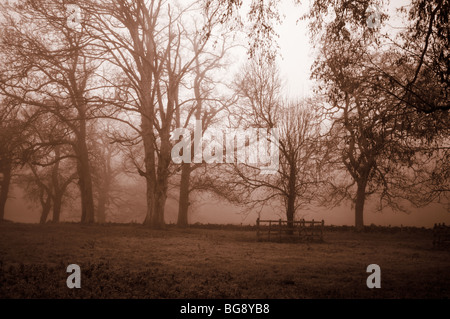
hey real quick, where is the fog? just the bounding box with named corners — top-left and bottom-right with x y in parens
top-left (5, 184), bottom-right (449, 228)
top-left (0, 0), bottom-right (448, 230)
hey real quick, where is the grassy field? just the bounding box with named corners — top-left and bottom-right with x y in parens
top-left (0, 222), bottom-right (449, 299)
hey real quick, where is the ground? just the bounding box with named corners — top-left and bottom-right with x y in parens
top-left (0, 222), bottom-right (449, 298)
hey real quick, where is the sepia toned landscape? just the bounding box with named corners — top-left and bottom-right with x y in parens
top-left (0, 0), bottom-right (448, 301)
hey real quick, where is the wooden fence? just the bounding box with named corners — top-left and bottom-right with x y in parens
top-left (433, 223), bottom-right (450, 248)
top-left (256, 218), bottom-right (324, 242)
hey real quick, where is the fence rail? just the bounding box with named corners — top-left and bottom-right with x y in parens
top-left (256, 218), bottom-right (324, 242)
top-left (433, 223), bottom-right (450, 248)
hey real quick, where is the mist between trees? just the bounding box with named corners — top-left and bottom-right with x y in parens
top-left (0, 0), bottom-right (448, 231)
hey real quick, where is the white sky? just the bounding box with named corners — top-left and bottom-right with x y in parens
top-left (274, 0), bottom-right (413, 100)
top-left (276, 0), bottom-right (314, 99)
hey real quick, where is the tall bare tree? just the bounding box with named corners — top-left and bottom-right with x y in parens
top-left (0, 99), bottom-right (32, 221)
top-left (0, 0), bottom-right (106, 223)
top-left (89, 122), bottom-right (125, 223)
top-left (174, 26), bottom-right (236, 227)
top-left (227, 61), bottom-right (328, 226)
top-left (20, 146), bottom-right (77, 224)
top-left (83, 0), bottom-right (232, 228)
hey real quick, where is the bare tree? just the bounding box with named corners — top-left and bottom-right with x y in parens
top-left (83, 0), bottom-right (233, 228)
top-left (22, 110), bottom-right (79, 223)
top-left (307, 0), bottom-right (449, 230)
top-left (173, 25), bottom-right (236, 227)
top-left (20, 147), bottom-right (77, 224)
top-left (0, 0), bottom-right (106, 223)
top-left (90, 122), bottom-right (124, 223)
top-left (226, 61), bottom-right (328, 226)
top-left (0, 99), bottom-right (32, 221)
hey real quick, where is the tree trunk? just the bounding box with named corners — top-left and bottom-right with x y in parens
top-left (51, 146), bottom-right (61, 223)
top-left (286, 195), bottom-right (295, 235)
top-left (285, 163), bottom-right (296, 234)
top-left (286, 196), bottom-right (295, 225)
top-left (0, 162), bottom-right (12, 221)
top-left (153, 162), bottom-right (169, 229)
top-left (143, 176), bottom-right (155, 226)
top-left (96, 191), bottom-right (107, 223)
top-left (153, 185), bottom-right (167, 229)
top-left (355, 179), bottom-right (367, 232)
top-left (177, 162), bottom-right (191, 227)
top-left (77, 135), bottom-right (95, 224)
top-left (142, 116), bottom-right (156, 226)
top-left (152, 129), bottom-right (172, 229)
top-left (52, 193), bottom-right (62, 223)
top-left (95, 147), bottom-right (112, 224)
top-left (40, 194), bottom-right (52, 224)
